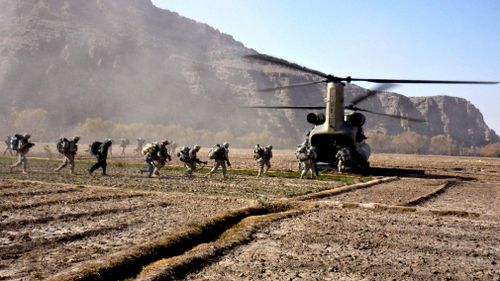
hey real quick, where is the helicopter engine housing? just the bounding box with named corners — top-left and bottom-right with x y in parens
top-left (306, 112), bottom-right (326, 125)
top-left (345, 112), bottom-right (366, 127)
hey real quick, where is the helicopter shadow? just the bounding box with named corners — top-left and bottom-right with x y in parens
top-left (357, 166), bottom-right (476, 181)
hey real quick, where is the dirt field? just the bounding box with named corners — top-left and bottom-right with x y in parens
top-left (0, 180), bottom-right (253, 280)
top-left (0, 147), bottom-right (499, 280)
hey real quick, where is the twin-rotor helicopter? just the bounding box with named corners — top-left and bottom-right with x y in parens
top-left (244, 53), bottom-right (498, 172)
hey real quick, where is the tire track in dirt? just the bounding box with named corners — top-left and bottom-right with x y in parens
top-left (0, 203), bottom-right (164, 229)
top-left (317, 177), bottom-right (457, 207)
top-left (0, 193), bottom-right (149, 211)
top-left (0, 222), bottom-right (134, 260)
top-left (420, 181), bottom-right (500, 217)
top-left (399, 180), bottom-right (455, 206)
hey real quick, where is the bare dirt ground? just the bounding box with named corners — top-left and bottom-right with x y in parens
top-left (0, 180), bottom-right (253, 280)
top-left (0, 146), bottom-right (499, 280)
top-left (186, 206), bottom-right (499, 281)
top-left (181, 154), bottom-right (500, 281)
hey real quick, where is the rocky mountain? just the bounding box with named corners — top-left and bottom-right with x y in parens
top-left (0, 0), bottom-right (497, 146)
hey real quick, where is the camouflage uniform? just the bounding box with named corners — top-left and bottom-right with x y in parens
top-left (55, 136), bottom-right (80, 174)
top-left (208, 143), bottom-right (231, 179)
top-left (10, 134), bottom-right (34, 174)
top-left (135, 138), bottom-right (145, 155)
top-left (140, 140), bottom-right (171, 177)
top-left (296, 143), bottom-right (317, 179)
top-left (180, 145), bottom-right (206, 176)
top-left (119, 138), bottom-right (130, 155)
top-left (3, 135), bottom-right (13, 156)
top-left (256, 144), bottom-right (273, 176)
top-left (89, 140), bottom-right (112, 176)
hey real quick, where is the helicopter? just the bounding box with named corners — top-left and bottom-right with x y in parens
top-left (244, 53), bottom-right (498, 172)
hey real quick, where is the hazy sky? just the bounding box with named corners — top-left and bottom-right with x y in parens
top-left (152, 0), bottom-right (500, 134)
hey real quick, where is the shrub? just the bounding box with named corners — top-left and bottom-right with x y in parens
top-left (479, 143), bottom-right (500, 157)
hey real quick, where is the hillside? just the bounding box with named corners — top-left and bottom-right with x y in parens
top-left (0, 0), bottom-right (497, 146)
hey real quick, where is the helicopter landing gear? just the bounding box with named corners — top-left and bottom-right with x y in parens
top-left (335, 147), bottom-right (351, 173)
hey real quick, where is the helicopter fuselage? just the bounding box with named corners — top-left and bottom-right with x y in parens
top-left (307, 82), bottom-right (371, 169)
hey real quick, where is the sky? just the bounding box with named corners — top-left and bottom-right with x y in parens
top-left (152, 0), bottom-right (500, 134)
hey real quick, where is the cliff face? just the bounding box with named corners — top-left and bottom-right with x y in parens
top-left (0, 0), bottom-right (497, 146)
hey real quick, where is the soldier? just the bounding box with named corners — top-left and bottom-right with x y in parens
top-left (140, 140), bottom-right (171, 177)
top-left (9, 134), bottom-right (35, 174)
top-left (55, 136), bottom-right (80, 174)
top-left (296, 142), bottom-right (317, 179)
top-left (119, 138), bottom-right (130, 155)
top-left (135, 138), bottom-right (145, 155)
top-left (208, 142), bottom-right (231, 179)
top-left (178, 145), bottom-right (207, 176)
top-left (3, 135), bottom-right (13, 156)
top-left (89, 139), bottom-right (112, 176)
top-left (255, 144), bottom-right (273, 176)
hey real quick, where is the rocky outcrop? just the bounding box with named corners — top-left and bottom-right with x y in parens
top-left (0, 0), bottom-right (497, 146)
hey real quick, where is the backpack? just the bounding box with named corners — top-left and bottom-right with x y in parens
top-left (90, 141), bottom-right (102, 155)
top-left (10, 138), bottom-right (19, 151)
top-left (120, 139), bottom-right (130, 147)
top-left (307, 147), bottom-right (317, 160)
top-left (141, 143), bottom-right (158, 156)
top-left (253, 147), bottom-right (264, 160)
top-left (177, 146), bottom-right (190, 162)
top-left (295, 145), bottom-right (309, 161)
top-left (263, 147), bottom-right (273, 160)
top-left (56, 138), bottom-right (70, 154)
top-left (208, 145), bottom-right (224, 160)
top-left (158, 146), bottom-right (171, 162)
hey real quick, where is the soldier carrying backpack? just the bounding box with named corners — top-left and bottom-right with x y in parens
top-left (295, 140), bottom-right (317, 179)
top-left (3, 135), bottom-right (13, 156)
top-left (208, 142), bottom-right (231, 179)
top-left (55, 136), bottom-right (80, 174)
top-left (256, 144), bottom-right (273, 177)
top-left (9, 134), bottom-right (35, 174)
top-left (119, 138), bottom-right (130, 155)
top-left (135, 138), bottom-right (145, 155)
top-left (140, 140), bottom-right (171, 177)
top-left (89, 139), bottom-right (112, 176)
top-left (178, 145), bottom-right (207, 176)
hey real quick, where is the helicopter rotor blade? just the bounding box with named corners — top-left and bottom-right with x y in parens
top-left (245, 54), bottom-right (498, 85)
top-left (349, 78), bottom-right (499, 84)
top-left (350, 83), bottom-right (398, 106)
top-left (257, 80), bottom-right (327, 92)
top-left (241, 105), bottom-right (325, 110)
top-left (352, 107), bottom-right (426, 123)
top-left (244, 54), bottom-right (329, 79)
